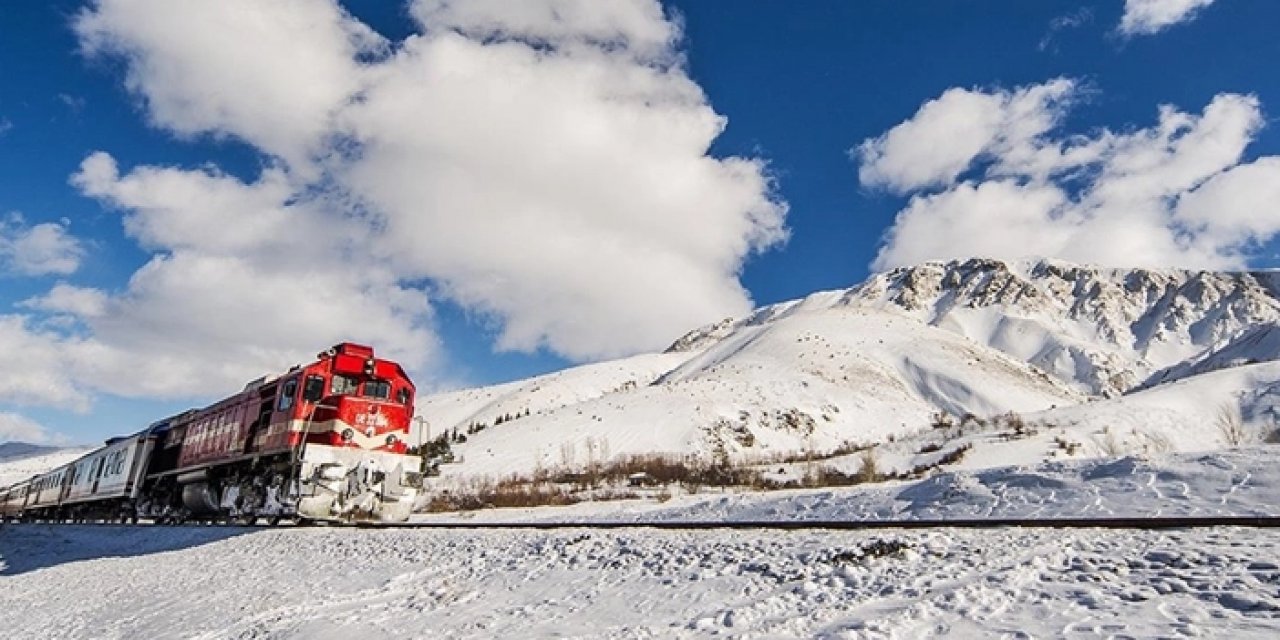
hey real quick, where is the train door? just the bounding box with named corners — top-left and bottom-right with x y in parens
top-left (244, 380), bottom-right (280, 454)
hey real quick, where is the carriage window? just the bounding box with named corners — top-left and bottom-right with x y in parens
top-left (331, 374), bottom-right (359, 396)
top-left (303, 375), bottom-right (325, 402)
top-left (396, 387), bottom-right (412, 405)
top-left (277, 378), bottom-right (299, 412)
top-left (362, 380), bottom-right (390, 399)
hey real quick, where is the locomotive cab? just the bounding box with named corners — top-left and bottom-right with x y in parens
top-left (290, 343), bottom-right (417, 453)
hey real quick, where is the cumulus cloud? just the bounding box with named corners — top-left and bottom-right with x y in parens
top-left (0, 0), bottom-right (785, 413)
top-left (0, 315), bottom-right (89, 411)
top-left (1119, 0), bottom-right (1217, 36)
top-left (0, 411), bottom-right (62, 444)
top-left (859, 80), bottom-right (1280, 270)
top-left (65, 152), bottom-right (437, 399)
top-left (338, 10), bottom-right (785, 359)
top-left (74, 0), bottom-right (385, 174)
top-left (0, 214), bottom-right (85, 276)
top-left (0, 150), bottom-right (437, 407)
top-left (410, 0), bottom-right (677, 59)
top-left (19, 283), bottom-right (108, 319)
top-left (856, 79), bottom-right (1078, 194)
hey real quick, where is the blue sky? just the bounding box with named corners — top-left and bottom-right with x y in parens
top-left (2, 0), bottom-right (1279, 445)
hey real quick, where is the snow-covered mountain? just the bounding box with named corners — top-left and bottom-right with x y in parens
top-left (418, 258), bottom-right (1280, 481)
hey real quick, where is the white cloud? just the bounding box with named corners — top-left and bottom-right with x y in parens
top-left (75, 0), bottom-right (385, 174)
top-left (856, 79), bottom-right (1077, 194)
top-left (1175, 157), bottom-right (1280, 249)
top-left (337, 16), bottom-right (785, 359)
top-left (63, 152), bottom-right (438, 399)
top-left (0, 0), bottom-right (783, 417)
top-left (19, 283), bottom-right (108, 319)
top-left (410, 0), bottom-right (677, 61)
top-left (64, 0), bottom-right (786, 376)
top-left (1039, 9), bottom-right (1094, 52)
top-left (1119, 0), bottom-right (1217, 36)
top-left (0, 315), bottom-right (89, 411)
top-left (0, 214), bottom-right (85, 276)
top-left (860, 80), bottom-right (1279, 271)
top-left (0, 411), bottom-right (62, 444)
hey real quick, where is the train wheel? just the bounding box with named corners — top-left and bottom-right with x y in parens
top-left (267, 515), bottom-right (282, 526)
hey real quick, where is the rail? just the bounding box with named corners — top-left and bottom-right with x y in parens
top-left (6, 515), bottom-right (1280, 530)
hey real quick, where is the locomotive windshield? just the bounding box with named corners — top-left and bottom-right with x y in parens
top-left (362, 380), bottom-right (391, 399)
top-left (331, 374), bottom-right (359, 396)
top-left (303, 375), bottom-right (324, 402)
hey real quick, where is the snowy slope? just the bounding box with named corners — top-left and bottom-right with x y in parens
top-left (429, 308), bottom-right (1082, 480)
top-left (416, 352), bottom-right (693, 439)
top-left (0, 446), bottom-right (92, 487)
top-left (418, 258), bottom-right (1280, 482)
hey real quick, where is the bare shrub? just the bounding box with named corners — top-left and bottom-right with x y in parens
top-left (1265, 419), bottom-right (1280, 445)
top-left (1053, 436), bottom-right (1082, 456)
top-left (423, 476), bottom-right (580, 512)
top-left (559, 441), bottom-right (576, 469)
top-left (1139, 429), bottom-right (1173, 455)
top-left (899, 443), bottom-right (972, 479)
top-left (1217, 403), bottom-right (1249, 447)
top-left (858, 448), bottom-right (880, 483)
top-left (998, 412), bottom-right (1035, 439)
top-left (1096, 427), bottom-right (1125, 456)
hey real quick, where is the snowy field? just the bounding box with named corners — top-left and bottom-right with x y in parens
top-left (2, 447), bottom-right (1280, 638)
top-left (2, 524), bottom-right (1279, 638)
top-left (412, 448), bottom-right (1280, 525)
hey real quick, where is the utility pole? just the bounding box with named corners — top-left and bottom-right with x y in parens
top-left (412, 415), bottom-right (429, 452)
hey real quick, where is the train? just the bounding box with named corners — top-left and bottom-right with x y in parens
top-left (0, 343), bottom-right (422, 525)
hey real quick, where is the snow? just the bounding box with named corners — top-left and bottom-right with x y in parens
top-left (407, 446), bottom-right (1280, 525)
top-left (0, 447), bottom-right (92, 487)
top-left (425, 308), bottom-right (1083, 482)
top-left (3, 522), bottom-right (1279, 637)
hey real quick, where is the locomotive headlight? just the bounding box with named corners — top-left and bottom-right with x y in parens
top-left (341, 428), bottom-right (354, 442)
top-left (385, 434), bottom-right (399, 446)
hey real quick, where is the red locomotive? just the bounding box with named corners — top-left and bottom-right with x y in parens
top-left (0, 343), bottom-right (422, 524)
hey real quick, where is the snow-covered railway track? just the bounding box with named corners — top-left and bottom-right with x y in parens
top-left (7, 515), bottom-right (1280, 530)
top-left (382, 516), bottom-right (1280, 529)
